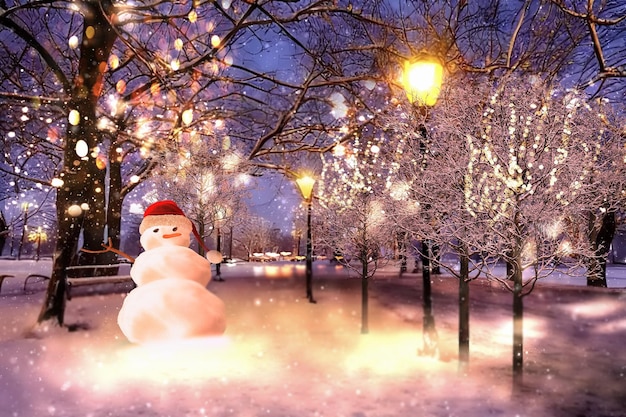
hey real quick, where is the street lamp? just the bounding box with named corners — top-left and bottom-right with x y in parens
top-left (295, 175), bottom-right (316, 303)
top-left (401, 53), bottom-right (444, 356)
top-left (17, 202), bottom-right (31, 261)
top-left (402, 56), bottom-right (444, 107)
top-left (214, 206), bottom-right (227, 281)
top-left (28, 226), bottom-right (48, 261)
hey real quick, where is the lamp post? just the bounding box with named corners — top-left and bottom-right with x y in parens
top-left (214, 207), bottom-right (227, 281)
top-left (401, 54), bottom-right (444, 356)
top-left (296, 175), bottom-right (316, 303)
top-left (17, 202), bottom-right (31, 261)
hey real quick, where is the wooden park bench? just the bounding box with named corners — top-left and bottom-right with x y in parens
top-left (15, 264), bottom-right (135, 299)
top-left (0, 274), bottom-right (16, 294)
top-left (64, 264), bottom-right (134, 299)
top-left (2, 273), bottom-right (53, 294)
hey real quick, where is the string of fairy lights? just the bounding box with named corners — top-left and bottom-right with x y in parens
top-left (318, 131), bottom-right (408, 213)
top-left (463, 87), bottom-right (604, 222)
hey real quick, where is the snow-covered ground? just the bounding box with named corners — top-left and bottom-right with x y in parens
top-left (1, 259), bottom-right (625, 416)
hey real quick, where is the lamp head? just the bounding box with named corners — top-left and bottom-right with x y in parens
top-left (402, 56), bottom-right (444, 107)
top-left (295, 175), bottom-right (316, 201)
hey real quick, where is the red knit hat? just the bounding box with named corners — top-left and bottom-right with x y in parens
top-left (139, 200), bottom-right (210, 253)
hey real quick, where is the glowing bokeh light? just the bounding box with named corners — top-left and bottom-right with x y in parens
top-left (67, 204), bottom-right (82, 217)
top-left (51, 178), bottom-right (64, 188)
top-left (182, 108), bottom-right (194, 125)
top-left (68, 35), bottom-right (79, 49)
top-left (68, 109), bottom-right (80, 126)
top-left (75, 140), bottom-right (88, 157)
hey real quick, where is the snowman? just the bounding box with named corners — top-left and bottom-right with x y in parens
top-left (117, 200), bottom-right (226, 344)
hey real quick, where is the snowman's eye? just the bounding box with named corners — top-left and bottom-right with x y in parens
top-left (152, 228), bottom-right (159, 233)
top-left (172, 227), bottom-right (178, 232)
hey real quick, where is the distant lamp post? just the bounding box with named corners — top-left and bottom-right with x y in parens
top-left (296, 175), bottom-right (316, 303)
top-left (17, 202), bottom-right (31, 261)
top-left (28, 226), bottom-right (47, 261)
top-left (401, 53), bottom-right (444, 356)
top-left (214, 206), bottom-right (227, 281)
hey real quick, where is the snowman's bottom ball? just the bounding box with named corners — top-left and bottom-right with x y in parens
top-left (118, 279), bottom-right (226, 344)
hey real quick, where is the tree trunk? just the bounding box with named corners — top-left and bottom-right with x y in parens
top-left (37, 1), bottom-right (117, 325)
top-left (511, 257), bottom-right (524, 392)
top-left (398, 232), bottom-right (407, 273)
top-left (458, 250), bottom-right (470, 371)
top-left (105, 148), bottom-right (124, 274)
top-left (587, 211), bottom-right (615, 287)
top-left (0, 212), bottom-right (7, 255)
top-left (421, 240), bottom-right (438, 356)
top-left (361, 257), bottom-right (369, 334)
top-left (36, 201), bottom-right (80, 325)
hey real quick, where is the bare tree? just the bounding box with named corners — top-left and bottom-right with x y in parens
top-left (236, 214), bottom-right (277, 260)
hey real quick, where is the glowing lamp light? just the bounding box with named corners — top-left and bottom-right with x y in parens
top-left (402, 56), bottom-right (444, 107)
top-left (295, 175), bottom-right (316, 201)
top-left (116, 80), bottom-right (126, 94)
top-left (28, 226), bottom-right (47, 242)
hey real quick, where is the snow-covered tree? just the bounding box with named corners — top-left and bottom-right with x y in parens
top-left (146, 135), bottom-right (253, 253)
top-left (565, 100), bottom-right (626, 287)
top-left (383, 86), bottom-right (482, 365)
top-left (317, 132), bottom-right (400, 334)
top-left (236, 214), bottom-right (278, 260)
top-left (416, 73), bottom-right (615, 390)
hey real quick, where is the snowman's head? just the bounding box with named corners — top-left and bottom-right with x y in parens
top-left (139, 200), bottom-right (217, 257)
top-left (140, 223), bottom-right (193, 250)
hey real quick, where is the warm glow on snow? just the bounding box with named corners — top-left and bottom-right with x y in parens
top-left (253, 263), bottom-right (304, 278)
